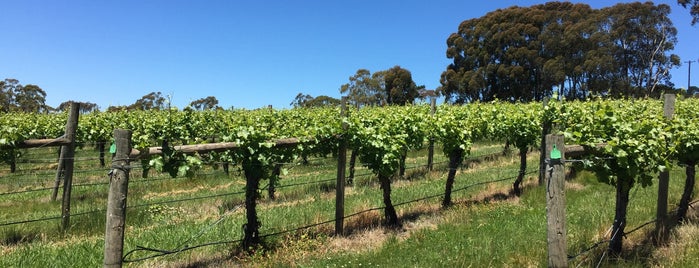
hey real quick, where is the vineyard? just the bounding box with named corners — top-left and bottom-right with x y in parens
top-left (1, 96), bottom-right (699, 266)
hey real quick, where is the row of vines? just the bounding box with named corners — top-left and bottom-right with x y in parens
top-left (2, 97), bottom-right (699, 256)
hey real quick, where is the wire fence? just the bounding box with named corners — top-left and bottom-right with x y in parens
top-left (0, 145), bottom-right (525, 229)
top-left (9, 141), bottom-right (680, 266)
top-left (122, 169), bottom-right (536, 263)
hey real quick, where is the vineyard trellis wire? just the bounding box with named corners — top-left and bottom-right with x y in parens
top-left (122, 169), bottom-right (538, 263)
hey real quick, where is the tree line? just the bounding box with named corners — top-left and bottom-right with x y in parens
top-left (304, 1), bottom-right (698, 107)
top-left (0, 78), bottom-right (221, 113)
top-left (293, 65), bottom-right (436, 108)
top-left (440, 2), bottom-right (686, 103)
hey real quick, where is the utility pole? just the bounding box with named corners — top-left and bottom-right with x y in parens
top-left (687, 60), bottom-right (696, 91)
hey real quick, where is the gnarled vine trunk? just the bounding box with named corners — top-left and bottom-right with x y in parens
top-left (268, 164), bottom-right (282, 200)
top-left (398, 151), bottom-right (407, 178)
top-left (98, 140), bottom-right (106, 167)
top-left (242, 158), bottom-right (263, 251)
top-left (609, 177), bottom-right (632, 254)
top-left (678, 162), bottom-right (697, 222)
top-left (443, 148), bottom-right (464, 207)
top-left (348, 149), bottom-right (358, 185)
top-left (379, 174), bottom-right (399, 227)
top-left (513, 147), bottom-right (527, 196)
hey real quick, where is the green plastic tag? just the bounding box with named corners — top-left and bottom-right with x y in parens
top-left (109, 143), bottom-right (116, 154)
top-left (550, 144), bottom-right (561, 160)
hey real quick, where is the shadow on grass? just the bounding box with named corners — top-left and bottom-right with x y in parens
top-left (1, 227), bottom-right (41, 246)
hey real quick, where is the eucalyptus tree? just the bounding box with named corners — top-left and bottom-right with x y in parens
top-left (129, 91), bottom-right (167, 110)
top-left (58, 101), bottom-right (99, 113)
top-left (599, 2), bottom-right (679, 97)
top-left (189, 96), bottom-right (219, 110)
top-left (383, 65), bottom-right (422, 105)
top-left (678, 0), bottom-right (699, 24)
top-left (339, 69), bottom-right (384, 107)
top-left (441, 2), bottom-right (678, 102)
top-left (13, 84), bottom-right (48, 113)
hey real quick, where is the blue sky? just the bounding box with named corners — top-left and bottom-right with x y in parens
top-left (1, 0), bottom-right (697, 110)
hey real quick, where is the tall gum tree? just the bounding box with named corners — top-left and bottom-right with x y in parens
top-left (441, 2), bottom-right (678, 102)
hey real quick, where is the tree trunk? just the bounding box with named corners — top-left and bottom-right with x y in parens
top-left (242, 158), bottom-right (262, 252)
top-left (379, 174), bottom-right (399, 227)
top-left (10, 160), bottom-right (16, 173)
top-left (443, 149), bottom-right (464, 207)
top-left (513, 147), bottom-right (527, 196)
top-left (678, 162), bottom-right (696, 222)
top-left (609, 177), bottom-right (632, 255)
top-left (348, 149), bottom-right (358, 185)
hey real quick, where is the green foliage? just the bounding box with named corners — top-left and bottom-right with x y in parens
top-left (442, 2), bottom-right (678, 102)
top-left (348, 105), bottom-right (428, 178)
top-left (678, 0), bottom-right (699, 25)
top-left (550, 99), bottom-right (664, 186)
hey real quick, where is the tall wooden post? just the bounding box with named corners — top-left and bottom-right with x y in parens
top-left (427, 98), bottom-right (436, 171)
top-left (654, 93), bottom-right (675, 244)
top-left (546, 134), bottom-right (567, 268)
top-left (60, 102), bottom-right (80, 231)
top-left (335, 97), bottom-right (348, 236)
top-left (539, 97), bottom-right (550, 185)
top-left (104, 129), bottom-right (132, 268)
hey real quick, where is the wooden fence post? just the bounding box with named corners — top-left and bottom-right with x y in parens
top-left (51, 146), bottom-right (66, 201)
top-left (546, 134), bottom-right (567, 268)
top-left (427, 98), bottom-right (436, 171)
top-left (60, 102), bottom-right (80, 231)
top-left (335, 97), bottom-right (348, 236)
top-left (654, 93), bottom-right (675, 244)
top-left (104, 129), bottom-right (132, 268)
top-left (539, 97), bottom-right (550, 185)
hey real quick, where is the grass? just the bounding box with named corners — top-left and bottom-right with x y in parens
top-left (1, 141), bottom-right (699, 267)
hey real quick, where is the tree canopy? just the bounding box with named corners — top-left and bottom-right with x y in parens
top-left (57, 101), bottom-right (99, 113)
top-left (440, 2), bottom-right (680, 103)
top-left (128, 91), bottom-right (167, 110)
top-left (1, 78), bottom-right (48, 113)
top-left (339, 69), bottom-right (384, 107)
top-left (189, 96), bottom-right (220, 110)
top-left (679, 0), bottom-right (699, 24)
top-left (290, 93), bottom-right (340, 108)
top-left (340, 66), bottom-right (424, 106)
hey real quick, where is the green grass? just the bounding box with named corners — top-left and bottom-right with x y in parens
top-left (1, 143), bottom-right (699, 267)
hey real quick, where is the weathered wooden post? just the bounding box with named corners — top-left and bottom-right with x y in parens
top-left (51, 147), bottom-right (66, 201)
top-left (335, 97), bottom-right (348, 236)
top-left (654, 93), bottom-right (675, 244)
top-left (546, 134), bottom-right (567, 268)
top-left (539, 97), bottom-right (550, 185)
top-left (104, 129), bottom-right (132, 268)
top-left (60, 102), bottom-right (80, 231)
top-left (427, 98), bottom-right (436, 171)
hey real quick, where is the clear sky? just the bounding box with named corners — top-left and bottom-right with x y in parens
top-left (1, 0), bottom-right (697, 110)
